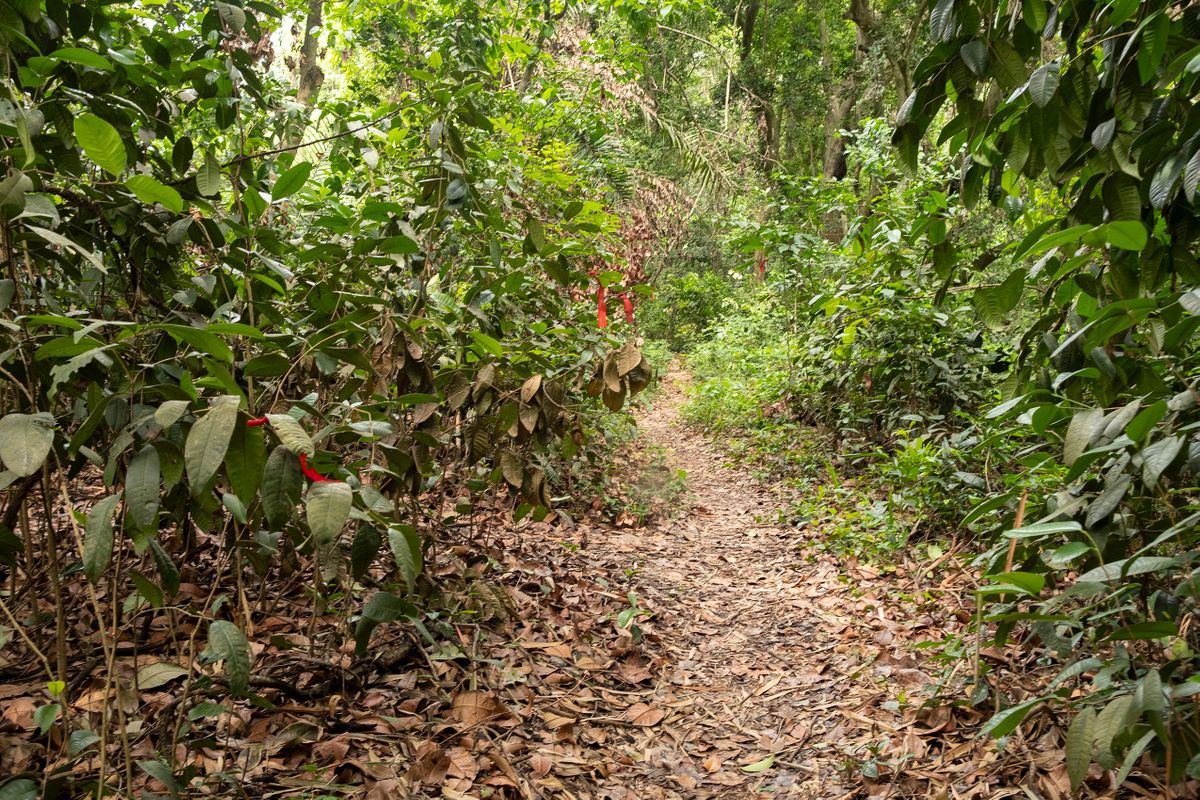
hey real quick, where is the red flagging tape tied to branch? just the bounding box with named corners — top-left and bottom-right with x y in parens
top-left (621, 292), bottom-right (634, 325)
top-left (298, 452), bottom-right (336, 483)
top-left (596, 283), bottom-right (608, 328)
top-left (245, 416), bottom-right (338, 482)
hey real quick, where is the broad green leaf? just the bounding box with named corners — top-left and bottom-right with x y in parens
top-left (982, 696), bottom-right (1043, 738)
top-left (206, 620), bottom-right (252, 694)
top-left (1105, 621), bottom-right (1177, 641)
top-left (978, 571), bottom-right (1045, 597)
top-left (216, 1), bottom-right (246, 31)
top-left (1004, 520), bottom-right (1082, 538)
top-left (155, 400), bottom-right (191, 430)
top-left (354, 590), bottom-right (417, 654)
top-left (135, 661), bottom-right (189, 690)
top-left (73, 114), bottom-right (126, 177)
top-left (1063, 407), bottom-right (1105, 466)
top-left (1066, 707), bottom-right (1095, 791)
top-left (470, 331), bottom-right (503, 357)
top-left (0, 780), bottom-right (36, 800)
top-left (266, 413), bottom-right (314, 454)
top-left (149, 539), bottom-right (180, 595)
top-left (1027, 63), bottom-right (1059, 107)
top-left (125, 175), bottom-right (183, 213)
top-left (306, 480), bottom-right (352, 545)
top-left (1142, 434), bottom-right (1184, 488)
top-left (1077, 556), bottom-right (1181, 583)
top-left (741, 755), bottom-right (775, 773)
top-left (1093, 220), bottom-right (1147, 251)
top-left (0, 412), bottom-right (55, 477)
top-left (26, 225), bottom-right (106, 272)
top-left (261, 445), bottom-right (301, 529)
top-left (83, 493), bottom-right (121, 584)
top-left (196, 151), bottom-right (222, 197)
top-left (49, 47), bottom-right (112, 70)
top-left (225, 422), bottom-right (265, 504)
top-left (351, 524), bottom-right (382, 580)
top-left (1125, 400), bottom-right (1167, 442)
top-left (184, 396), bottom-right (240, 493)
top-left (272, 161), bottom-right (312, 201)
top-left (157, 324), bottom-right (235, 363)
top-left (126, 445), bottom-right (160, 531)
top-left (388, 524), bottom-right (423, 593)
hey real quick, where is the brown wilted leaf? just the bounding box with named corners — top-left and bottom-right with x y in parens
top-left (450, 691), bottom-right (504, 727)
top-left (625, 702), bottom-right (664, 727)
top-left (405, 740), bottom-right (450, 785)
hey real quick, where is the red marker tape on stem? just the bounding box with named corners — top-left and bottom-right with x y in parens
top-left (246, 416), bottom-right (338, 482)
top-left (597, 283), bottom-right (608, 328)
top-left (298, 452), bottom-right (336, 483)
top-left (621, 292), bottom-right (634, 325)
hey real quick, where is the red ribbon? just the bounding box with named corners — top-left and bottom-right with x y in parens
top-left (621, 292), bottom-right (634, 325)
top-left (298, 452), bottom-right (336, 483)
top-left (597, 283), bottom-right (608, 328)
top-left (246, 416), bottom-right (337, 482)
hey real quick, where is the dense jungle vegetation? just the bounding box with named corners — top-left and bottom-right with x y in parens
top-left (2, 0), bottom-right (1200, 797)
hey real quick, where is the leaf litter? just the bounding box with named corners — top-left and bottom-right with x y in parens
top-left (0, 370), bottom-right (1179, 798)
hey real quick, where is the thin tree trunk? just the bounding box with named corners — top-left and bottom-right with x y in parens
top-left (295, 0), bottom-right (325, 106)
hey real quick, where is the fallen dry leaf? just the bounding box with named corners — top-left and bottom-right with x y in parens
top-left (625, 702), bottom-right (665, 727)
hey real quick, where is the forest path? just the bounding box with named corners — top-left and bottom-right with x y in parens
top-left (580, 368), bottom-right (928, 799)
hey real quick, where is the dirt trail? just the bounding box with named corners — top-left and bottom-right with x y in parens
top-left (572, 370), bottom-right (926, 799)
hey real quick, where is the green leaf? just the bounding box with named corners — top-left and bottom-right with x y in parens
top-left (741, 755), bottom-right (775, 773)
top-left (1077, 556), bottom-right (1182, 583)
top-left (83, 493), bottom-right (121, 584)
top-left (265, 413), bottom-right (314, 454)
top-left (243, 352), bottom-right (291, 377)
top-left (149, 539), bottom-right (180, 595)
top-left (261, 445), bottom-right (301, 529)
top-left (1064, 407), bottom-right (1105, 466)
top-left (196, 151), bottom-right (222, 197)
top-left (1104, 621), bottom-right (1177, 641)
top-left (1027, 63), bottom-right (1059, 107)
top-left (982, 696), bottom-right (1043, 738)
top-left (1142, 434), bottom-right (1184, 488)
top-left (225, 422), bottom-right (265, 504)
top-left (1150, 154), bottom-right (1185, 210)
top-left (306, 480), bottom-right (352, 545)
top-left (206, 620), bottom-right (252, 694)
top-left (978, 571), bottom-right (1045, 597)
top-left (1004, 520), bottom-right (1082, 539)
top-left (0, 779), bottom-right (36, 800)
top-left (1126, 400), bottom-right (1167, 442)
top-left (1066, 707), bottom-right (1096, 791)
top-left (0, 412), bottom-right (55, 477)
top-left (136, 661), bottom-right (189, 690)
top-left (49, 47), bottom-right (112, 70)
top-left (351, 524), bottom-right (382, 580)
top-left (125, 176), bottom-right (183, 213)
top-left (960, 40), bottom-right (987, 76)
top-left (354, 590), bottom-right (418, 654)
top-left (33, 703), bottom-right (59, 735)
top-left (388, 524), bottom-right (423, 593)
top-left (216, 1), bottom-right (246, 31)
top-left (272, 161), bottom-right (312, 201)
top-left (126, 445), bottom-right (160, 531)
top-left (184, 396), bottom-right (240, 493)
top-left (73, 114), bottom-right (126, 177)
top-left (470, 331), bottom-right (504, 357)
top-left (26, 225), bottom-right (106, 272)
top-left (156, 324), bottom-right (235, 363)
top-left (1093, 220), bottom-right (1147, 251)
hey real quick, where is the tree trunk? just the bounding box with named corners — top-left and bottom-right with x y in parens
top-left (295, 0), bottom-right (325, 106)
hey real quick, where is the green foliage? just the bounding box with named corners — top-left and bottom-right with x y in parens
top-left (890, 0), bottom-right (1200, 782)
top-left (0, 0), bottom-right (657, 789)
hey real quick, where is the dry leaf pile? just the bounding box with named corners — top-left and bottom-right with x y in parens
top-left (1, 370), bottom-right (1183, 798)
